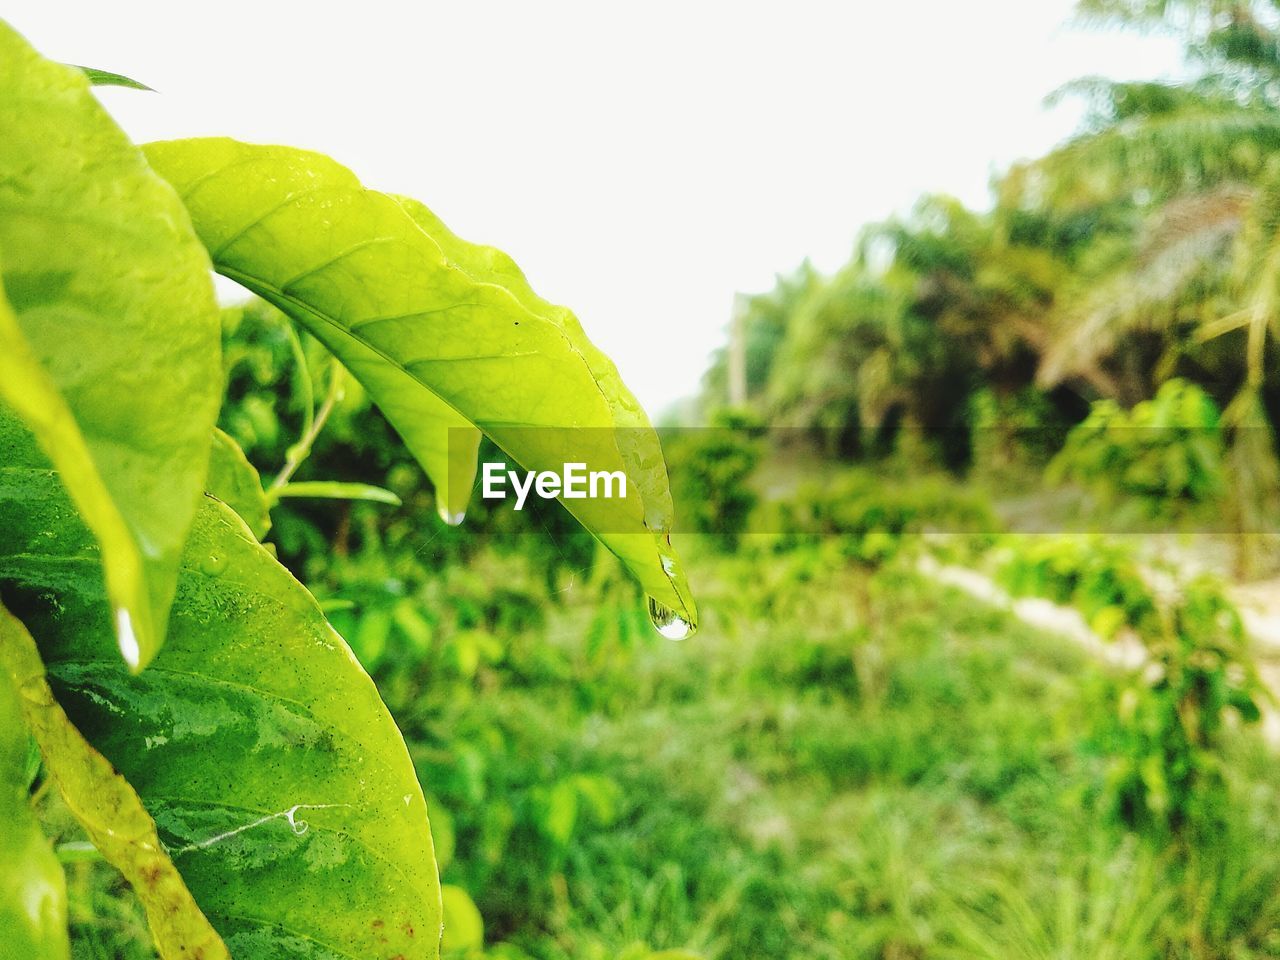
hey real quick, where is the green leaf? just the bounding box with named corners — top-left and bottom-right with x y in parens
top-left (268, 479), bottom-right (402, 507)
top-left (73, 65), bottom-right (154, 91)
top-left (149, 141), bottom-right (481, 528)
top-left (0, 24), bottom-right (223, 669)
top-left (0, 601), bottom-right (228, 960)
top-left (143, 138), bottom-right (696, 630)
top-left (0, 408), bottom-right (442, 960)
top-left (0, 645), bottom-right (68, 960)
top-left (207, 428), bottom-right (272, 539)
top-left (440, 885), bottom-right (483, 954)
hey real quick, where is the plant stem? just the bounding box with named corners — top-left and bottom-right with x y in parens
top-left (269, 360), bottom-right (345, 493)
top-left (283, 323), bottom-right (315, 444)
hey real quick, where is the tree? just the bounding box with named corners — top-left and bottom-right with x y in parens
top-left (1009, 0), bottom-right (1280, 563)
top-left (700, 261), bottom-right (821, 413)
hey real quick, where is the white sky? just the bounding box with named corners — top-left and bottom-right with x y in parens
top-left (9, 2), bottom-right (1184, 416)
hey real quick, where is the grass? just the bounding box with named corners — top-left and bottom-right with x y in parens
top-left (48, 539), bottom-right (1280, 958)
top-left (393, 542), bottom-right (1280, 959)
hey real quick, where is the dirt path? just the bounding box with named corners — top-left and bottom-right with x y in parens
top-left (917, 556), bottom-right (1280, 745)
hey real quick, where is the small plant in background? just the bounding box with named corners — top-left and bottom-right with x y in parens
top-left (776, 471), bottom-right (998, 565)
top-left (1047, 379), bottom-right (1225, 522)
top-left (1092, 575), bottom-right (1265, 837)
top-left (996, 536), bottom-right (1265, 837)
top-left (667, 410), bottom-right (765, 549)
top-left (969, 386), bottom-right (1073, 481)
top-left (994, 535), bottom-right (1159, 640)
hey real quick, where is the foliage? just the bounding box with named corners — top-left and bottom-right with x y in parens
top-left (995, 535), bottom-right (1158, 638)
top-left (665, 410), bottom-right (765, 548)
top-left (401, 547), bottom-right (1280, 959)
top-left (1047, 378), bottom-right (1226, 517)
top-left (0, 20), bottom-right (694, 960)
top-left (968, 386), bottom-right (1078, 478)
top-left (6, 2), bottom-right (1280, 958)
top-left (773, 470), bottom-right (998, 566)
top-left (700, 263), bottom-right (821, 410)
top-left (995, 535), bottom-right (1265, 834)
top-left (694, 0), bottom-right (1280, 507)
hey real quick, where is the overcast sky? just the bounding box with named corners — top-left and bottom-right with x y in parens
top-left (10, 2), bottom-right (1185, 415)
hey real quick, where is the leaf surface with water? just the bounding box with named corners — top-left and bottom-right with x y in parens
top-left (0, 24), bottom-right (222, 668)
top-left (0, 407), bottom-right (442, 960)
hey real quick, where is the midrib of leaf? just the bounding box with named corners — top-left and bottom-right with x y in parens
top-left (222, 268), bottom-right (654, 482)
top-left (215, 269), bottom-right (617, 429)
top-left (187, 160), bottom-right (635, 442)
top-left (147, 137), bottom-right (694, 622)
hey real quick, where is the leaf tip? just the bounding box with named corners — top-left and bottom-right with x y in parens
top-left (437, 505), bottom-right (466, 527)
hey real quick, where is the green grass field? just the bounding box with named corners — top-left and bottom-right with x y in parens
top-left (269, 538), bottom-right (1271, 959)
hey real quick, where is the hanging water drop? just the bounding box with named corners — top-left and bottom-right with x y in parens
top-left (200, 551), bottom-right (228, 577)
top-left (647, 596), bottom-right (694, 640)
top-left (436, 504), bottom-right (466, 527)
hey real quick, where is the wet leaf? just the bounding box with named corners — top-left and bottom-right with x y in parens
top-left (0, 643), bottom-right (68, 960)
top-left (0, 407), bottom-right (442, 960)
top-left (0, 601), bottom-right (227, 960)
top-left (207, 429), bottom-right (272, 540)
top-left (144, 138), bottom-right (695, 628)
top-left (0, 24), bottom-right (222, 668)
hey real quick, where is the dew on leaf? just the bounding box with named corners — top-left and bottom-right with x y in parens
top-left (200, 552), bottom-right (229, 577)
top-left (647, 596), bottom-right (694, 641)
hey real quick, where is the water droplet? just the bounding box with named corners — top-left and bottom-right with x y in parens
top-left (200, 552), bottom-right (228, 577)
top-left (437, 505), bottom-right (466, 526)
top-left (647, 596), bottom-right (694, 641)
top-left (114, 608), bottom-right (141, 670)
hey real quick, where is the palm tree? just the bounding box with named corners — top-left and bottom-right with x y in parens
top-left (1016, 1), bottom-right (1280, 396)
top-left (761, 196), bottom-right (1080, 465)
top-left (1017, 0), bottom-right (1280, 566)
